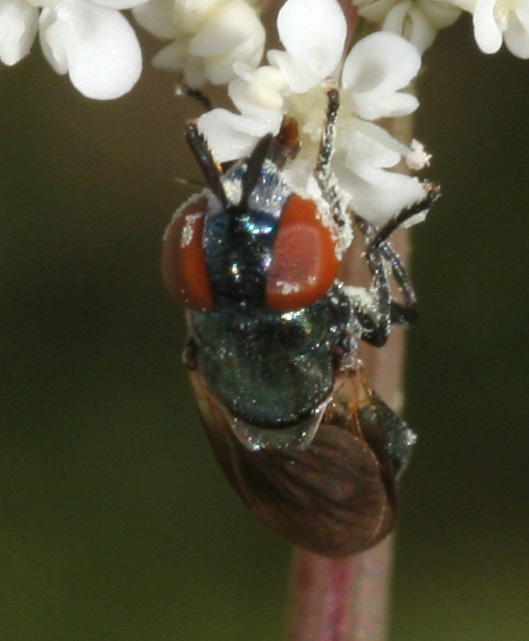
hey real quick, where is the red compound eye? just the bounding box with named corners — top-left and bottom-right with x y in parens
top-left (265, 194), bottom-right (340, 312)
top-left (161, 194), bottom-right (214, 312)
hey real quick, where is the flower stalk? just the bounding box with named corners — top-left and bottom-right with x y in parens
top-left (287, 537), bottom-right (394, 641)
top-left (285, 108), bottom-right (414, 641)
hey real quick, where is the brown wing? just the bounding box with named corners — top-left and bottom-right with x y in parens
top-left (189, 367), bottom-right (406, 558)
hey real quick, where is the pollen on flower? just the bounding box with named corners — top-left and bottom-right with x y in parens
top-left (406, 139), bottom-right (431, 171)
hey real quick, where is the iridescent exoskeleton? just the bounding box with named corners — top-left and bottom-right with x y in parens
top-left (162, 89), bottom-right (439, 557)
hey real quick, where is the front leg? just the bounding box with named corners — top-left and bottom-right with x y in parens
top-left (349, 185), bottom-right (439, 346)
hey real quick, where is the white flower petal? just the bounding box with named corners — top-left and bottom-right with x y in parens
top-left (91, 0), bottom-right (148, 11)
top-left (0, 0), bottom-right (38, 66)
top-left (266, 48), bottom-right (323, 93)
top-left (242, 66), bottom-right (287, 110)
top-left (352, 87), bottom-right (419, 119)
top-left (198, 108), bottom-right (279, 162)
top-left (229, 76), bottom-right (285, 121)
top-left (277, 0), bottom-right (346, 72)
top-left (417, 0), bottom-right (461, 29)
top-left (332, 123), bottom-right (425, 224)
top-left (145, 0), bottom-right (265, 85)
top-left (342, 31), bottom-right (419, 93)
top-left (356, 173), bottom-right (426, 225)
top-left (341, 32), bottom-right (421, 120)
top-left (336, 153), bottom-right (426, 224)
top-left (504, 2), bottom-right (529, 58)
top-left (382, 1), bottom-right (438, 52)
top-left (152, 40), bottom-right (209, 85)
top-left (175, 0), bottom-right (222, 33)
top-left (189, 0), bottom-right (263, 56)
top-left (272, 0), bottom-right (346, 91)
top-left (356, 0), bottom-right (398, 23)
top-left (449, 0), bottom-right (476, 12)
top-left (151, 39), bottom-right (186, 69)
top-left (343, 123), bottom-right (403, 173)
top-left (358, 0), bottom-right (460, 51)
top-left (204, 29), bottom-right (265, 84)
top-left (472, 0), bottom-right (502, 53)
top-left (132, 0), bottom-right (176, 40)
top-left (359, 120), bottom-right (411, 155)
top-left (39, 0), bottom-right (142, 99)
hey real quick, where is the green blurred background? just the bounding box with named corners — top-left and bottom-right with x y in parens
top-left (1, 16), bottom-right (528, 641)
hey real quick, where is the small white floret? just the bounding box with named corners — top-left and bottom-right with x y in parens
top-left (39, 0), bottom-right (142, 99)
top-left (0, 0), bottom-right (38, 66)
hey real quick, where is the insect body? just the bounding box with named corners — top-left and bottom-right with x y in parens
top-left (162, 90), bottom-right (438, 557)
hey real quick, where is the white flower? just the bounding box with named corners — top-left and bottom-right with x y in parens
top-left (132, 0), bottom-right (265, 86)
top-left (355, 0), bottom-right (461, 52)
top-left (451, 0), bottom-right (529, 57)
top-left (199, 0), bottom-right (428, 225)
top-left (267, 0), bottom-right (346, 92)
top-left (0, 0), bottom-right (38, 65)
top-left (0, 0), bottom-right (144, 98)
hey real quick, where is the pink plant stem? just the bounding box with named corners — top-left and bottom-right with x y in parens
top-left (287, 536), bottom-right (394, 641)
top-left (286, 225), bottom-right (412, 641)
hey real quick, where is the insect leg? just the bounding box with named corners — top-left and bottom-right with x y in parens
top-left (349, 218), bottom-right (393, 347)
top-left (378, 240), bottom-right (418, 325)
top-left (314, 89), bottom-right (352, 247)
top-left (355, 216), bottom-right (418, 326)
top-left (185, 121), bottom-right (228, 209)
top-left (175, 82), bottom-right (212, 111)
top-left (369, 182), bottom-right (440, 249)
top-left (349, 183), bottom-right (440, 344)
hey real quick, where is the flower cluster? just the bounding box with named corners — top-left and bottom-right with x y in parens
top-left (355, 0), bottom-right (462, 53)
top-left (451, 0), bottom-right (529, 57)
top-left (357, 0), bottom-right (529, 58)
top-left (198, 0), bottom-right (428, 225)
top-left (3, 0), bottom-right (529, 101)
top-left (0, 0), bottom-right (264, 98)
top-left (132, 0), bottom-right (265, 86)
top-left (0, 0), bottom-right (145, 99)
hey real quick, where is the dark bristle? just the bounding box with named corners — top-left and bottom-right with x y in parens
top-left (185, 122), bottom-right (228, 208)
